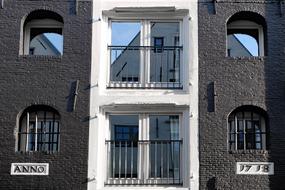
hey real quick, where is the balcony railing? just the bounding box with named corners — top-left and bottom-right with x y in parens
top-left (105, 140), bottom-right (183, 185)
top-left (109, 46), bottom-right (183, 89)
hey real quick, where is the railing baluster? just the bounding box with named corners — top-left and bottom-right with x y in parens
top-left (149, 141), bottom-right (151, 181)
top-left (155, 141), bottom-right (157, 180)
top-left (119, 141), bottom-right (121, 179)
top-left (112, 141), bottom-right (115, 179)
top-left (172, 141), bottom-right (174, 184)
top-left (131, 141), bottom-right (133, 179)
top-left (160, 51), bottom-right (162, 82)
top-left (105, 139), bottom-right (182, 185)
top-left (125, 141), bottom-right (127, 179)
top-left (106, 141), bottom-right (110, 180)
top-left (167, 141), bottom-right (170, 183)
top-left (161, 141), bottom-right (164, 178)
top-left (108, 46), bottom-right (182, 89)
top-left (178, 141), bottom-right (181, 184)
top-left (178, 48), bottom-right (181, 85)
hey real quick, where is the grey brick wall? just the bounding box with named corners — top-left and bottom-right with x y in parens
top-left (199, 1), bottom-right (285, 189)
top-left (0, 1), bottom-right (91, 189)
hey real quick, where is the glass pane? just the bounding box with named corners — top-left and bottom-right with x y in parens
top-left (230, 133), bottom-right (235, 141)
top-left (246, 120), bottom-right (252, 131)
top-left (150, 22), bottom-right (180, 83)
top-left (110, 22), bottom-right (141, 82)
top-left (109, 115), bottom-right (139, 179)
top-left (149, 115), bottom-right (180, 179)
top-left (237, 133), bottom-right (244, 149)
top-left (237, 118), bottom-right (245, 149)
top-left (255, 133), bottom-right (261, 142)
top-left (28, 122), bottom-right (36, 151)
top-left (111, 22), bottom-right (141, 46)
top-left (54, 122), bottom-right (59, 132)
top-left (246, 120), bottom-right (254, 149)
top-left (30, 32), bottom-right (63, 56)
top-left (237, 120), bottom-right (244, 132)
top-left (151, 22), bottom-right (179, 46)
top-left (256, 142), bottom-right (261, 149)
top-left (227, 29), bottom-right (259, 57)
top-left (149, 115), bottom-right (179, 140)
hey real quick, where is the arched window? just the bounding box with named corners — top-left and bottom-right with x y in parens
top-left (22, 10), bottom-right (64, 56)
top-left (18, 105), bottom-right (60, 152)
top-left (227, 12), bottom-right (266, 57)
top-left (228, 106), bottom-right (268, 151)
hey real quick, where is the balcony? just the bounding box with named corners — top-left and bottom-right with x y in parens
top-left (105, 139), bottom-right (183, 185)
top-left (108, 45), bottom-right (183, 89)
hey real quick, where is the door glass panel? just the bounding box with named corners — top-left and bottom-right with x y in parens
top-left (109, 115), bottom-right (139, 178)
top-left (149, 115), bottom-right (180, 178)
top-left (111, 22), bottom-right (141, 82)
top-left (150, 22), bottom-right (180, 83)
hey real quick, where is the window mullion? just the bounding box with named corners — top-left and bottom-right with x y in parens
top-left (140, 21), bottom-right (145, 87)
top-left (143, 20), bottom-right (151, 87)
top-left (145, 114), bottom-right (150, 183)
top-left (138, 114), bottom-right (144, 182)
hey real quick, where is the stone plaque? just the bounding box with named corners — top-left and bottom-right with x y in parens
top-left (11, 163), bottom-right (49, 175)
top-left (236, 162), bottom-right (274, 175)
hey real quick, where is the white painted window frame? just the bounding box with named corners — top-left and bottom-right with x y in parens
top-left (227, 20), bottom-right (264, 57)
top-left (23, 19), bottom-right (63, 55)
top-left (107, 17), bottom-right (184, 89)
top-left (104, 110), bottom-right (187, 186)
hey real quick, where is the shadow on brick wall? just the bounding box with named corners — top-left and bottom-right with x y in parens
top-left (265, 2), bottom-right (285, 190)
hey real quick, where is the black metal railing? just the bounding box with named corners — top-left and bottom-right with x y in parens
top-left (18, 132), bottom-right (60, 152)
top-left (105, 140), bottom-right (183, 185)
top-left (109, 46), bottom-right (183, 89)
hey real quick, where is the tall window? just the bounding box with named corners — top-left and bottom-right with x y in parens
top-left (228, 106), bottom-right (267, 151)
top-left (227, 12), bottom-right (266, 57)
top-left (22, 10), bottom-right (64, 56)
top-left (109, 20), bottom-right (182, 89)
top-left (106, 114), bottom-right (182, 185)
top-left (18, 105), bottom-right (60, 152)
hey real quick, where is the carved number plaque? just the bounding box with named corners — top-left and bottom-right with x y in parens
top-left (236, 162), bottom-right (274, 175)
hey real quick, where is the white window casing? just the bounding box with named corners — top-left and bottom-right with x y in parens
top-left (227, 20), bottom-right (264, 57)
top-left (23, 19), bottom-right (63, 55)
top-left (105, 10), bottom-right (187, 89)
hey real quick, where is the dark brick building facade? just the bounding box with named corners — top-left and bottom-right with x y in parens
top-left (0, 1), bottom-right (92, 189)
top-left (199, 0), bottom-right (285, 189)
top-left (1, 0), bottom-right (285, 189)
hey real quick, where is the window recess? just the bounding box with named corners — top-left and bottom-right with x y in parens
top-left (227, 19), bottom-right (265, 57)
top-left (22, 10), bottom-right (64, 56)
top-left (228, 106), bottom-right (268, 151)
top-left (105, 114), bottom-right (183, 185)
top-left (108, 20), bottom-right (183, 89)
top-left (17, 105), bottom-right (60, 153)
